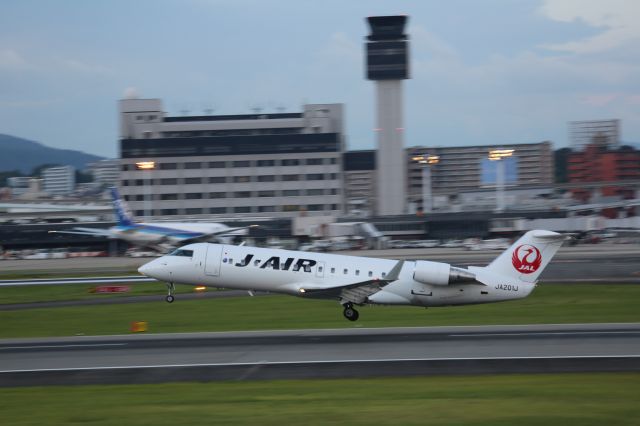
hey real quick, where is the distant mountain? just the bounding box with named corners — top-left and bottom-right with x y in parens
top-left (0, 134), bottom-right (105, 173)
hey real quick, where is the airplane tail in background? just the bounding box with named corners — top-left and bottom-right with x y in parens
top-left (110, 186), bottom-right (135, 227)
top-left (485, 230), bottom-right (566, 283)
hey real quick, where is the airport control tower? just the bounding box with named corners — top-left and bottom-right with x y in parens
top-left (366, 15), bottom-right (410, 216)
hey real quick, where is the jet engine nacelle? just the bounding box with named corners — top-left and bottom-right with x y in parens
top-left (413, 260), bottom-right (476, 286)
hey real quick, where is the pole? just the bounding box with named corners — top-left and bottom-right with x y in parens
top-left (422, 165), bottom-right (432, 213)
top-left (145, 174), bottom-right (151, 219)
top-left (496, 158), bottom-right (505, 212)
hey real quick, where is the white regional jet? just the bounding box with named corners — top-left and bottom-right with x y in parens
top-left (51, 187), bottom-right (253, 252)
top-left (138, 230), bottom-right (566, 321)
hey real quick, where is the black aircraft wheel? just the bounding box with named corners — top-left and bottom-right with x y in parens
top-left (343, 306), bottom-right (359, 321)
top-left (165, 295), bottom-right (175, 303)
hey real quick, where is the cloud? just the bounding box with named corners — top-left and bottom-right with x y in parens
top-left (0, 48), bottom-right (27, 69)
top-left (539, 0), bottom-right (640, 53)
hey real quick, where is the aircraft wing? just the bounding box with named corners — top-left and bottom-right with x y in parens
top-left (293, 260), bottom-right (404, 304)
top-left (48, 227), bottom-right (115, 238)
top-left (177, 225), bottom-right (259, 244)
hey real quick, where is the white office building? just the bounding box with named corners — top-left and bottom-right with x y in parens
top-left (42, 165), bottom-right (76, 196)
top-left (7, 176), bottom-right (32, 197)
top-left (119, 98), bottom-right (345, 218)
top-left (88, 159), bottom-right (120, 186)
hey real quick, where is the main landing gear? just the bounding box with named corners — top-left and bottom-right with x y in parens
top-left (165, 282), bottom-right (175, 303)
top-left (342, 302), bottom-right (359, 322)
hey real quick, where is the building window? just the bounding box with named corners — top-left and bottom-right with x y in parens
top-left (209, 207), bottom-right (227, 214)
top-left (234, 206), bottom-right (251, 213)
top-left (257, 175), bottom-right (276, 182)
top-left (185, 177), bottom-right (202, 184)
top-left (330, 173), bottom-right (338, 179)
top-left (159, 163), bottom-right (178, 170)
top-left (233, 176), bottom-right (251, 183)
top-left (209, 177), bottom-right (226, 184)
top-left (210, 192), bottom-right (226, 199)
top-left (185, 193), bottom-right (202, 199)
top-left (185, 162), bottom-right (201, 169)
top-left (305, 158), bottom-right (323, 165)
top-left (282, 174), bottom-right (299, 181)
top-left (306, 189), bottom-right (324, 196)
top-left (368, 271), bottom-right (373, 277)
top-left (121, 164), bottom-right (130, 171)
top-left (161, 209), bottom-right (178, 215)
top-left (185, 208), bottom-right (202, 215)
top-left (330, 158), bottom-right (337, 164)
top-left (343, 268), bottom-right (348, 274)
top-left (306, 174), bottom-right (325, 181)
top-left (282, 159), bottom-right (300, 166)
top-left (258, 190), bottom-right (275, 197)
top-left (233, 160), bottom-right (251, 167)
top-left (160, 194), bottom-right (178, 201)
top-left (331, 204), bottom-right (338, 210)
top-left (135, 179), bottom-right (144, 186)
top-left (331, 267), bottom-right (335, 274)
top-left (209, 161), bottom-right (225, 168)
top-left (234, 191), bottom-right (251, 198)
top-left (122, 180), bottom-right (129, 186)
top-left (283, 189), bottom-right (300, 196)
top-left (258, 206), bottom-right (276, 212)
top-left (307, 204), bottom-right (324, 211)
top-left (160, 178), bottom-right (178, 185)
top-left (135, 195), bottom-right (144, 201)
top-left (330, 188), bottom-right (339, 195)
top-left (257, 160), bottom-right (275, 167)
top-left (282, 205), bottom-right (300, 212)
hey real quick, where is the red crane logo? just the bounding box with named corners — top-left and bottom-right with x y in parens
top-left (512, 244), bottom-right (542, 274)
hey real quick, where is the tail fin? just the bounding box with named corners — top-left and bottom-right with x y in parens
top-left (485, 230), bottom-right (566, 283)
top-left (110, 186), bottom-right (135, 226)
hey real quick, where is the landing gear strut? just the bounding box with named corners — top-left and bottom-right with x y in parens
top-left (342, 302), bottom-right (359, 322)
top-left (165, 282), bottom-right (175, 303)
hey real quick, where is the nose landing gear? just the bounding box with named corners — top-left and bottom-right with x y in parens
top-left (342, 302), bottom-right (359, 321)
top-left (165, 282), bottom-right (175, 303)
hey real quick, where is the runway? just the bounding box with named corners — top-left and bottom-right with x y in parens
top-left (1, 323), bottom-right (639, 386)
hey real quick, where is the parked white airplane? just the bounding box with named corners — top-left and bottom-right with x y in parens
top-left (138, 230), bottom-right (566, 321)
top-left (50, 187), bottom-right (254, 251)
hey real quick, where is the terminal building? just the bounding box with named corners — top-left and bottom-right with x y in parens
top-left (344, 142), bottom-right (554, 214)
top-left (119, 98), bottom-right (345, 218)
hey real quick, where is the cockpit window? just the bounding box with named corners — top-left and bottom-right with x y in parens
top-left (168, 249), bottom-right (194, 257)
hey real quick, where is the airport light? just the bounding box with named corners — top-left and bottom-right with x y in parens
top-left (488, 149), bottom-right (514, 212)
top-left (135, 161), bottom-right (156, 170)
top-left (412, 154), bottom-right (439, 214)
top-left (135, 161), bottom-right (156, 218)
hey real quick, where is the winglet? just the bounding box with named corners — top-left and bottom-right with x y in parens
top-left (383, 260), bottom-right (404, 282)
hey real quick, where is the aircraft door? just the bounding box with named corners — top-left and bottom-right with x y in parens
top-left (205, 244), bottom-right (223, 276)
top-left (315, 261), bottom-right (325, 278)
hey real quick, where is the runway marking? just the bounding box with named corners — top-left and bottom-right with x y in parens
top-left (1, 355), bottom-right (639, 374)
top-left (450, 331), bottom-right (640, 337)
top-left (0, 343), bottom-right (127, 350)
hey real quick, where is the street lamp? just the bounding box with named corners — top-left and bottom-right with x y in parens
top-left (488, 149), bottom-right (514, 212)
top-left (412, 154), bottom-right (439, 214)
top-left (135, 161), bottom-right (156, 218)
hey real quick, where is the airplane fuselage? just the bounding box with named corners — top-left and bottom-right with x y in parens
top-left (143, 243), bottom-right (535, 308)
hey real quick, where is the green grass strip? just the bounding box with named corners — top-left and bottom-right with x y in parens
top-left (0, 284), bottom-right (638, 338)
top-left (0, 373), bottom-right (638, 425)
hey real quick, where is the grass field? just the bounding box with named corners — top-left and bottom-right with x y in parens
top-left (1, 373), bottom-right (638, 425)
top-left (0, 282), bottom-right (196, 305)
top-left (0, 284), bottom-right (638, 338)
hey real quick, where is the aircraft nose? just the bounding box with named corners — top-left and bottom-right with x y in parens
top-left (138, 259), bottom-right (162, 278)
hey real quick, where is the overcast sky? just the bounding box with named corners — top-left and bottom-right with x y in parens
top-left (1, 0), bottom-right (639, 158)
